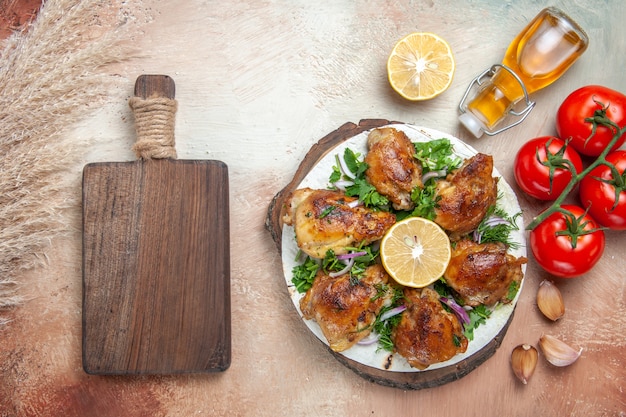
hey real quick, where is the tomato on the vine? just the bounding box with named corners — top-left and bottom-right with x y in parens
top-left (529, 205), bottom-right (605, 278)
top-left (579, 150), bottom-right (626, 230)
top-left (556, 85), bottom-right (626, 157)
top-left (513, 136), bottom-right (583, 200)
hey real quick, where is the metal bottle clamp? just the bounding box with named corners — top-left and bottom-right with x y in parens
top-left (458, 64), bottom-right (536, 136)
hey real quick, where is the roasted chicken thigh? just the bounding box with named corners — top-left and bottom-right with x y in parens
top-left (433, 153), bottom-right (497, 237)
top-left (392, 287), bottom-right (468, 370)
top-left (444, 239), bottom-right (527, 307)
top-left (282, 188), bottom-right (395, 258)
top-left (300, 264), bottom-right (393, 352)
top-left (365, 127), bottom-right (423, 211)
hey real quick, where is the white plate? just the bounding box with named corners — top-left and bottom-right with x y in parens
top-left (281, 123), bottom-right (526, 372)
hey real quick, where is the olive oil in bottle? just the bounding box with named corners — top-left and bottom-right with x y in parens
top-left (459, 7), bottom-right (589, 138)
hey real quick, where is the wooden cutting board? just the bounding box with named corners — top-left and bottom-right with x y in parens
top-left (82, 75), bottom-right (231, 374)
top-left (265, 119), bottom-right (515, 389)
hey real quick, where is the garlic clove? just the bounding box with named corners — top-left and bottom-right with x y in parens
top-left (537, 279), bottom-right (565, 321)
top-left (511, 344), bottom-right (538, 384)
top-left (539, 334), bottom-right (582, 367)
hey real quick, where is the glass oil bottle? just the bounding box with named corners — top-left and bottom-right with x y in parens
top-left (459, 7), bottom-right (589, 138)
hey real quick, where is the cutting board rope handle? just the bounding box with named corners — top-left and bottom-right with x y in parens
top-left (129, 96), bottom-right (178, 159)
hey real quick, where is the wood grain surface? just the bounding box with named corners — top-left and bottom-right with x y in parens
top-left (1, 1), bottom-right (625, 416)
top-left (82, 75), bottom-right (231, 374)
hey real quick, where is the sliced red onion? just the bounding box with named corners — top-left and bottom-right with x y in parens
top-left (474, 216), bottom-right (510, 243)
top-left (379, 305), bottom-right (406, 322)
top-left (484, 216), bottom-right (510, 227)
top-left (329, 258), bottom-right (355, 277)
top-left (346, 199), bottom-right (362, 209)
top-left (473, 229), bottom-right (482, 244)
top-left (422, 168), bottom-right (448, 183)
top-left (336, 251), bottom-right (367, 260)
top-left (332, 179), bottom-right (355, 191)
top-left (357, 332), bottom-right (380, 346)
top-left (440, 296), bottom-right (470, 325)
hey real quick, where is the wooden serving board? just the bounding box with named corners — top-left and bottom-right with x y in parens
top-left (265, 119), bottom-right (514, 389)
top-left (82, 75), bottom-right (231, 374)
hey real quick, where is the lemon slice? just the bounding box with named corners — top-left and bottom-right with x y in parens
top-left (380, 217), bottom-right (451, 288)
top-left (387, 32), bottom-right (455, 101)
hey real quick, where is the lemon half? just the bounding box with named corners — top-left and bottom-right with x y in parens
top-left (387, 32), bottom-right (455, 101)
top-left (380, 217), bottom-right (451, 288)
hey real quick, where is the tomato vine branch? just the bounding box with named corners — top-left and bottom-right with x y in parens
top-left (526, 122), bottom-right (626, 230)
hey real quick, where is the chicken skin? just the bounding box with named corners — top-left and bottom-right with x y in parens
top-left (433, 153), bottom-right (497, 237)
top-left (365, 128), bottom-right (423, 211)
top-left (392, 287), bottom-right (468, 370)
top-left (282, 188), bottom-right (396, 259)
top-left (300, 264), bottom-right (393, 352)
top-left (443, 239), bottom-right (527, 307)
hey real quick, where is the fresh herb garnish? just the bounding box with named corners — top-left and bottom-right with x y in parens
top-left (374, 317), bottom-right (399, 352)
top-left (372, 287), bottom-right (405, 352)
top-left (410, 181), bottom-right (439, 220)
top-left (464, 304), bottom-right (492, 341)
top-left (507, 280), bottom-right (520, 301)
top-left (372, 282), bottom-right (392, 302)
top-left (347, 177), bottom-right (390, 208)
top-left (321, 246), bottom-right (379, 278)
top-left (291, 253), bottom-right (319, 293)
top-left (329, 163), bottom-right (342, 184)
top-left (435, 280), bottom-right (494, 342)
top-left (343, 147), bottom-right (362, 174)
top-left (292, 247), bottom-right (380, 294)
top-left (433, 279), bottom-right (449, 297)
top-left (405, 138), bottom-right (461, 220)
top-left (474, 203), bottom-right (522, 248)
top-left (414, 138), bottom-right (462, 172)
top-left (330, 148), bottom-right (389, 209)
top-left (318, 205), bottom-right (336, 219)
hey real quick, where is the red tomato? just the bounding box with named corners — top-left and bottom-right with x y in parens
top-left (556, 85), bottom-right (626, 156)
top-left (513, 136), bottom-right (583, 200)
top-left (579, 150), bottom-right (626, 230)
top-left (529, 205), bottom-right (605, 278)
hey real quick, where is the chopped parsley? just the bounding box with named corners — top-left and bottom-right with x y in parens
top-left (291, 253), bottom-right (319, 293)
top-left (474, 203), bottom-right (522, 248)
top-left (374, 312), bottom-right (401, 352)
top-left (292, 245), bottom-right (381, 294)
top-left (330, 148), bottom-right (389, 210)
top-left (346, 177), bottom-right (389, 208)
top-left (507, 280), bottom-right (520, 301)
top-left (406, 138), bottom-right (461, 220)
top-left (413, 138), bottom-right (462, 172)
top-left (434, 279), bottom-right (494, 342)
top-left (372, 286), bottom-right (405, 352)
top-left (329, 164), bottom-right (341, 184)
top-left (342, 147), bottom-right (362, 175)
top-left (318, 205), bottom-right (336, 219)
top-left (322, 246), bottom-right (379, 278)
top-left (463, 304), bottom-right (491, 341)
top-left (409, 180), bottom-right (439, 220)
top-left (433, 279), bottom-right (450, 297)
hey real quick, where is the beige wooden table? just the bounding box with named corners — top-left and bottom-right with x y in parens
top-left (1, 1), bottom-right (624, 416)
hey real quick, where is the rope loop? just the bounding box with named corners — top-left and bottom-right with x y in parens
top-left (129, 96), bottom-right (178, 159)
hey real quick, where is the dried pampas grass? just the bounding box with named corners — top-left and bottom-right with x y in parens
top-left (0, 0), bottom-right (134, 323)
